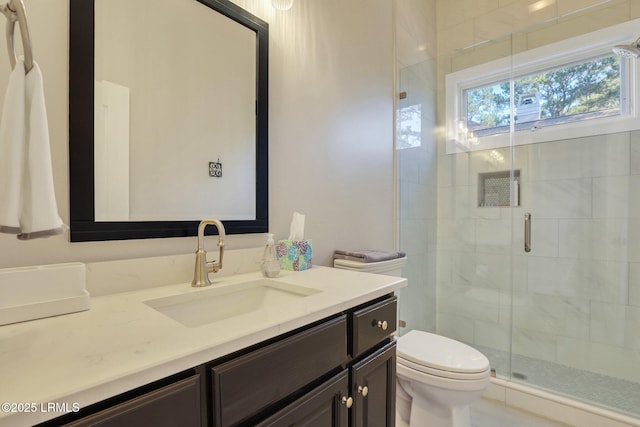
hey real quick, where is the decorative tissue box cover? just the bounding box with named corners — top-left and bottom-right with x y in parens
top-left (276, 240), bottom-right (312, 271)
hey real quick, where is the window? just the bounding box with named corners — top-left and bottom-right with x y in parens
top-left (397, 104), bottom-right (422, 149)
top-left (446, 19), bottom-right (640, 154)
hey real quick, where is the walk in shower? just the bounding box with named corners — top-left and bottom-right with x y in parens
top-left (397, 1), bottom-right (640, 422)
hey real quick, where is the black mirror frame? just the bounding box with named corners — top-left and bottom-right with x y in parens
top-left (69, 0), bottom-right (268, 242)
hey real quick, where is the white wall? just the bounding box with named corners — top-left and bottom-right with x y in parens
top-left (0, 0), bottom-right (395, 270)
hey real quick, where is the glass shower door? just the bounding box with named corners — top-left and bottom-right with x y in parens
top-left (507, 31), bottom-right (640, 418)
top-left (433, 33), bottom-right (517, 382)
top-left (431, 2), bottom-right (640, 419)
top-left (396, 58), bottom-right (438, 336)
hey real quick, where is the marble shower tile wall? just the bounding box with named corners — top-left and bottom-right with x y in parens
top-left (435, 0), bottom-right (636, 56)
top-left (436, 131), bottom-right (640, 383)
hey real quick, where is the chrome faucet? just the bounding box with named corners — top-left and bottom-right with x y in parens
top-left (192, 219), bottom-right (225, 287)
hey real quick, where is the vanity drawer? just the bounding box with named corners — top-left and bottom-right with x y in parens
top-left (64, 374), bottom-right (201, 427)
top-left (351, 296), bottom-right (397, 357)
top-left (210, 315), bottom-right (348, 427)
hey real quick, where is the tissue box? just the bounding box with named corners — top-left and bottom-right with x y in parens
top-left (276, 240), bottom-right (312, 271)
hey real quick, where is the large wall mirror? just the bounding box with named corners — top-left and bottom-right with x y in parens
top-left (69, 0), bottom-right (268, 242)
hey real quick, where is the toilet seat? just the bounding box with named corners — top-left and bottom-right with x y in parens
top-left (397, 331), bottom-right (490, 379)
top-left (397, 361), bottom-right (490, 393)
top-left (397, 356), bottom-right (489, 380)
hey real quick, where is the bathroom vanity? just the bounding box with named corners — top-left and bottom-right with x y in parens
top-left (0, 266), bottom-right (406, 427)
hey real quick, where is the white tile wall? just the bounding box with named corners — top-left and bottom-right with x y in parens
top-left (630, 263), bottom-right (640, 307)
top-left (558, 219), bottom-right (629, 261)
top-left (526, 179), bottom-right (592, 219)
top-left (512, 328), bottom-right (557, 363)
top-left (592, 175), bottom-right (637, 218)
top-left (527, 257), bottom-right (628, 304)
top-left (590, 301), bottom-right (626, 347)
top-left (512, 293), bottom-right (590, 340)
top-left (557, 336), bottom-right (640, 382)
top-left (625, 306), bottom-right (640, 350)
top-left (435, 0), bottom-right (633, 55)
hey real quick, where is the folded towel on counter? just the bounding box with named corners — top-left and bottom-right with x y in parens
top-left (333, 249), bottom-right (406, 263)
top-left (0, 59), bottom-right (64, 239)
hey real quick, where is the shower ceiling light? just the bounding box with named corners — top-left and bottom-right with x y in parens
top-left (272, 0), bottom-right (294, 10)
top-left (528, 0), bottom-right (554, 13)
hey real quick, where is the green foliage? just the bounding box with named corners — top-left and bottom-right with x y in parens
top-left (466, 83), bottom-right (510, 128)
top-left (466, 55), bottom-right (621, 129)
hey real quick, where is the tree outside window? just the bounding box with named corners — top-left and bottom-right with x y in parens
top-left (464, 55), bottom-right (621, 137)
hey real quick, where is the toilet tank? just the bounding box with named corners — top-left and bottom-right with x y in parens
top-left (333, 256), bottom-right (407, 276)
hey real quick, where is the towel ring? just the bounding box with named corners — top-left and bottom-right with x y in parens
top-left (0, 0), bottom-right (33, 72)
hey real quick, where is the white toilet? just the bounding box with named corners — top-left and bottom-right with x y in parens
top-left (333, 255), bottom-right (491, 427)
top-left (396, 330), bottom-right (490, 427)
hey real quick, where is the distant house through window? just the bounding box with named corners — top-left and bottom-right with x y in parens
top-left (465, 55), bottom-right (621, 138)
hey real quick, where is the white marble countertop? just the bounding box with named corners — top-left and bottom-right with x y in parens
top-left (0, 266), bottom-right (406, 426)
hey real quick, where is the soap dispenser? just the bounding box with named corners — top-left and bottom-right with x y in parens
top-left (261, 234), bottom-right (280, 278)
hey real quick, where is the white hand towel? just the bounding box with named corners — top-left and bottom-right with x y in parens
top-left (0, 56), bottom-right (25, 234)
top-left (0, 59), bottom-right (64, 239)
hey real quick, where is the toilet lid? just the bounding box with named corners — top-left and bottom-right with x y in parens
top-left (397, 330), bottom-right (489, 374)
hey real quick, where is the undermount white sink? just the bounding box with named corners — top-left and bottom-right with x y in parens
top-left (144, 279), bottom-right (321, 327)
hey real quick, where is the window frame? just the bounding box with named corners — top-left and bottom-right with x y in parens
top-left (445, 19), bottom-right (640, 154)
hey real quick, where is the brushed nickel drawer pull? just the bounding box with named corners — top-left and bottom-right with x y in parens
top-left (357, 385), bottom-right (369, 397)
top-left (376, 320), bottom-right (388, 330)
top-left (341, 396), bottom-right (353, 408)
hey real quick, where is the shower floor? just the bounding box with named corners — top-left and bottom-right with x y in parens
top-left (476, 344), bottom-right (640, 419)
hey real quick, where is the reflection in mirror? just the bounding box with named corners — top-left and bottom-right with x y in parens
top-left (94, 0), bottom-right (256, 221)
top-left (69, 0), bottom-right (268, 241)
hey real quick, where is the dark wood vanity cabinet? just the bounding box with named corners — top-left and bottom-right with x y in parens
top-left (245, 295), bottom-right (398, 427)
top-left (253, 342), bottom-right (396, 427)
top-left (351, 342), bottom-right (396, 427)
top-left (209, 315), bottom-right (349, 426)
top-left (349, 297), bottom-right (398, 427)
top-left (43, 373), bottom-right (202, 427)
top-left (38, 295), bottom-right (397, 427)
top-left (256, 370), bottom-right (351, 427)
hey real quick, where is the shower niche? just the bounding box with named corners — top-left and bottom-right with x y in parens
top-left (478, 170), bottom-right (520, 207)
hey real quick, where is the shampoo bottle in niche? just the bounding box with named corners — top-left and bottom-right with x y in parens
top-left (261, 233), bottom-right (280, 278)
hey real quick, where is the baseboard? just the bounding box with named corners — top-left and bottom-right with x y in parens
top-left (483, 378), bottom-right (640, 427)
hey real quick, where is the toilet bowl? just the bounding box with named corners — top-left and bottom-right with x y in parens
top-left (396, 330), bottom-right (490, 427)
top-left (332, 255), bottom-right (489, 426)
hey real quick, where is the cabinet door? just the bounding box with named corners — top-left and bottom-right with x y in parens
top-left (351, 342), bottom-right (396, 427)
top-left (64, 374), bottom-right (201, 427)
top-left (256, 371), bottom-right (349, 427)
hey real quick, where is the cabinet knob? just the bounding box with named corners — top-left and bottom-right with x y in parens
top-left (376, 320), bottom-right (388, 330)
top-left (357, 385), bottom-right (369, 397)
top-left (341, 396), bottom-right (353, 408)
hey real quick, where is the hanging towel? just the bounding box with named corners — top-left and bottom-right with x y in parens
top-left (0, 59), bottom-right (64, 239)
top-left (333, 249), bottom-right (406, 263)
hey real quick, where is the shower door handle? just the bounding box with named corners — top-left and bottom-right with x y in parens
top-left (524, 213), bottom-right (532, 253)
